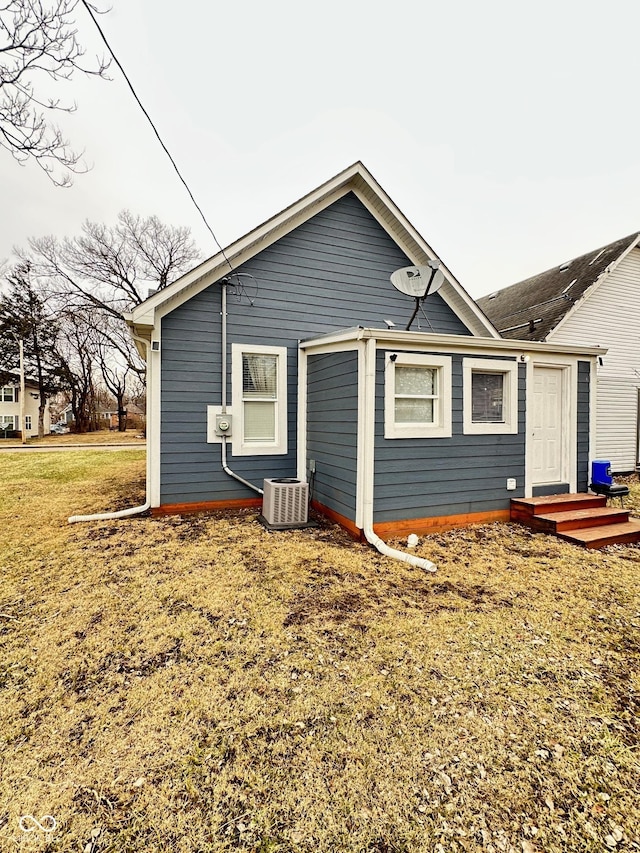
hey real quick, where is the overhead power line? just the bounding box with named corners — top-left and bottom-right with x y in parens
top-left (80, 1), bottom-right (234, 273)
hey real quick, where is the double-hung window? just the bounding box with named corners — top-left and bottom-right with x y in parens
top-left (232, 343), bottom-right (288, 455)
top-left (0, 415), bottom-right (16, 434)
top-left (1, 386), bottom-right (15, 402)
top-left (385, 353), bottom-right (452, 439)
top-left (463, 358), bottom-right (518, 434)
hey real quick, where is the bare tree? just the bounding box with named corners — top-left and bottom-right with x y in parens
top-left (91, 316), bottom-right (132, 431)
top-left (27, 210), bottom-right (200, 314)
top-left (0, 0), bottom-right (110, 185)
top-left (55, 306), bottom-right (97, 432)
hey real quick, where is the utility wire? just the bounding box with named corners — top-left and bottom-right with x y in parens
top-left (80, 1), bottom-right (234, 273)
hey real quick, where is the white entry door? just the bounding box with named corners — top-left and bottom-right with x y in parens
top-left (531, 366), bottom-right (563, 484)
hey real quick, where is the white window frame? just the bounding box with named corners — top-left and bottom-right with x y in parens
top-left (25, 415), bottom-right (32, 431)
top-left (231, 343), bottom-right (288, 456)
top-left (384, 352), bottom-right (452, 439)
top-left (463, 357), bottom-right (518, 435)
top-left (0, 415), bottom-right (17, 430)
top-left (1, 386), bottom-right (16, 402)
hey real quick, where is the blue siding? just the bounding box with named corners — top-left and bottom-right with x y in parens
top-left (160, 193), bottom-right (472, 505)
top-left (372, 353), bottom-right (526, 522)
top-left (307, 352), bottom-right (359, 521)
top-left (577, 361), bottom-right (590, 492)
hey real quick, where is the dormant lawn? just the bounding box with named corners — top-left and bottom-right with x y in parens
top-left (0, 449), bottom-right (638, 852)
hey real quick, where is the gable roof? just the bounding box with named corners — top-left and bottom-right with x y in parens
top-left (1, 372), bottom-right (40, 390)
top-left (127, 162), bottom-right (499, 340)
top-left (478, 232), bottom-right (640, 341)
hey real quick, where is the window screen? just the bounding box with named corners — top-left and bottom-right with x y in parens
top-left (471, 372), bottom-right (504, 423)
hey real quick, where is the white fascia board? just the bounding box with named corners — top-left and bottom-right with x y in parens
top-left (299, 327), bottom-right (606, 359)
top-left (549, 235), bottom-right (640, 342)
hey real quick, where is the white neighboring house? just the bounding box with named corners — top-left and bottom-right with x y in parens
top-left (0, 378), bottom-right (51, 438)
top-left (478, 232), bottom-right (640, 472)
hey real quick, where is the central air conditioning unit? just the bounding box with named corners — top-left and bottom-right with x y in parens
top-left (262, 478), bottom-right (309, 528)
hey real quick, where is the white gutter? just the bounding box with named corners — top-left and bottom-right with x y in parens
top-left (360, 337), bottom-right (437, 573)
top-left (68, 332), bottom-right (151, 523)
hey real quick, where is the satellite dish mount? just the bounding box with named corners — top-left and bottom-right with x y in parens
top-left (390, 260), bottom-right (445, 331)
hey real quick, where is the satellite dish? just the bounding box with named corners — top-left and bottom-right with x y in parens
top-left (389, 261), bottom-right (446, 331)
top-left (390, 264), bottom-right (445, 298)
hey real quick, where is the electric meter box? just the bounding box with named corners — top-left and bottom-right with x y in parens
top-left (215, 414), bottom-right (233, 436)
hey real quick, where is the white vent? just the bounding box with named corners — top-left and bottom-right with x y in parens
top-left (262, 478), bottom-right (308, 526)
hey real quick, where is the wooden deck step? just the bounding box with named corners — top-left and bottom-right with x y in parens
top-left (533, 506), bottom-right (630, 533)
top-left (511, 492), bottom-right (640, 549)
top-left (556, 520), bottom-right (640, 549)
top-left (511, 493), bottom-right (606, 522)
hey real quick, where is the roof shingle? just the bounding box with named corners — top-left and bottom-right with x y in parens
top-left (478, 233), bottom-right (640, 340)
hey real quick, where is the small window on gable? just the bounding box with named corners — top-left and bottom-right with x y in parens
top-left (385, 353), bottom-right (452, 439)
top-left (232, 343), bottom-right (288, 455)
top-left (463, 358), bottom-right (518, 435)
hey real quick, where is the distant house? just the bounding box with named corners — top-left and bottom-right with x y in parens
top-left (126, 162), bottom-right (603, 539)
top-left (478, 233), bottom-right (640, 472)
top-left (0, 378), bottom-right (51, 438)
top-left (59, 402), bottom-right (145, 429)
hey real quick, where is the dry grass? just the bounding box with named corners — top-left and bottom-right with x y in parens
top-left (0, 429), bottom-right (145, 447)
top-left (0, 451), bottom-right (638, 852)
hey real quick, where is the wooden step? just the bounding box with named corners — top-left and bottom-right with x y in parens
top-left (532, 506), bottom-right (630, 533)
top-left (556, 520), bottom-right (640, 549)
top-left (511, 493), bottom-right (606, 522)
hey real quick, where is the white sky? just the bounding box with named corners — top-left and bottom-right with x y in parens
top-left (2, 0), bottom-right (640, 297)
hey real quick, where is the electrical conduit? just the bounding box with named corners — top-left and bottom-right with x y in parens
top-left (219, 277), bottom-right (263, 495)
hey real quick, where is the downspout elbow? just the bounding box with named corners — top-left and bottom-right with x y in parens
top-left (69, 502), bottom-right (150, 524)
top-left (364, 524), bottom-right (437, 573)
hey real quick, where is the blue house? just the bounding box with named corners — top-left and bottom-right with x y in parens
top-left (126, 163), bottom-right (602, 545)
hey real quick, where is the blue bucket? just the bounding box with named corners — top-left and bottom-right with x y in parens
top-left (592, 459), bottom-right (612, 486)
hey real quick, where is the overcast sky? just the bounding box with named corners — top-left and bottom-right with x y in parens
top-left (2, 0), bottom-right (640, 297)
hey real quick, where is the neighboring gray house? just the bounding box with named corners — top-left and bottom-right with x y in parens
top-left (127, 163), bottom-right (602, 540)
top-left (478, 233), bottom-right (640, 473)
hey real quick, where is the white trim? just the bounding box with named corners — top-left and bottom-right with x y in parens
top-left (355, 341), bottom-right (367, 530)
top-left (384, 352), bottom-right (452, 439)
top-left (296, 348), bottom-right (308, 480)
top-left (361, 338), bottom-right (377, 531)
top-left (149, 344), bottom-right (162, 507)
top-left (590, 358), bottom-right (597, 479)
top-left (462, 357), bottom-right (518, 435)
top-left (231, 343), bottom-right (288, 456)
top-left (299, 327), bottom-right (606, 359)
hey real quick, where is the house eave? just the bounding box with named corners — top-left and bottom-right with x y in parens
top-left (299, 326), bottom-right (607, 358)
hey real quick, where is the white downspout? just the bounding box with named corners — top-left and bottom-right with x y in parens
top-left (219, 278), bottom-right (263, 495)
top-left (361, 336), bottom-right (437, 573)
top-left (68, 332), bottom-right (152, 523)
